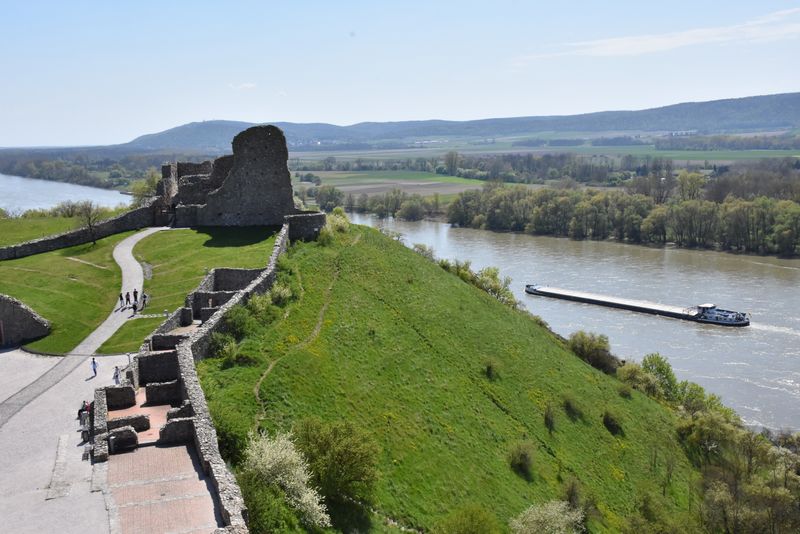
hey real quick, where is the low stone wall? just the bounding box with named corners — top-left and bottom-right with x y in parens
top-left (145, 380), bottom-right (181, 405)
top-left (151, 334), bottom-right (187, 351)
top-left (0, 200), bottom-right (156, 261)
top-left (213, 269), bottom-right (262, 291)
top-left (105, 385), bottom-right (136, 410)
top-left (107, 414), bottom-right (150, 433)
top-left (0, 294), bottom-right (50, 347)
top-left (286, 211), bottom-right (326, 241)
top-left (137, 351), bottom-right (179, 385)
top-left (159, 417), bottom-right (195, 444)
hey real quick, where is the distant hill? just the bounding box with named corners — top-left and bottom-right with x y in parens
top-left (124, 92), bottom-right (800, 152)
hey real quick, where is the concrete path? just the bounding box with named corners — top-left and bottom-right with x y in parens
top-left (0, 227), bottom-right (165, 533)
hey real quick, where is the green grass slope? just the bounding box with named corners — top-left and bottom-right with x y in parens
top-left (198, 225), bottom-right (701, 532)
top-left (0, 232), bottom-right (132, 353)
top-left (0, 217), bottom-right (80, 247)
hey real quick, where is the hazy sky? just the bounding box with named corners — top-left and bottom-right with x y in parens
top-left (1, 1), bottom-right (798, 146)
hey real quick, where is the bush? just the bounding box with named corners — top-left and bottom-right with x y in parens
top-left (326, 211), bottom-right (350, 233)
top-left (603, 410), bottom-right (624, 436)
top-left (484, 359), bottom-right (500, 381)
top-left (269, 283), bottom-right (293, 306)
top-left (567, 331), bottom-right (620, 374)
top-left (617, 363), bottom-right (663, 399)
top-left (225, 305), bottom-right (257, 339)
top-left (509, 500), bottom-right (585, 534)
top-left (294, 418), bottom-right (379, 504)
top-left (544, 403), bottom-right (556, 434)
top-left (246, 293), bottom-right (281, 325)
top-left (317, 226), bottom-right (334, 246)
top-left (242, 431), bottom-right (331, 528)
top-left (618, 384), bottom-right (632, 399)
top-left (562, 395), bottom-right (583, 421)
top-left (238, 470), bottom-right (304, 533)
top-left (210, 331), bottom-right (237, 358)
top-left (509, 441), bottom-right (535, 480)
top-left (434, 503), bottom-right (502, 534)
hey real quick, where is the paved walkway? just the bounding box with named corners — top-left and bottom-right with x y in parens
top-left (0, 227), bottom-right (165, 533)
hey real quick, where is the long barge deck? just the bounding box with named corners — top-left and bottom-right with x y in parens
top-left (524, 284), bottom-right (697, 320)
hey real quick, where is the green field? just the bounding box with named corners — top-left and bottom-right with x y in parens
top-left (198, 224), bottom-right (700, 532)
top-left (0, 217), bottom-right (80, 247)
top-left (133, 227), bottom-right (278, 315)
top-left (0, 231), bottom-right (133, 353)
top-left (290, 142), bottom-right (799, 163)
top-left (96, 316), bottom-right (165, 355)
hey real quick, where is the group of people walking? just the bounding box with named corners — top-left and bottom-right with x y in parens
top-left (118, 288), bottom-right (148, 314)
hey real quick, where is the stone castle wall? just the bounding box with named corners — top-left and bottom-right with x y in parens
top-left (0, 294), bottom-right (50, 347)
top-left (0, 200), bottom-right (156, 261)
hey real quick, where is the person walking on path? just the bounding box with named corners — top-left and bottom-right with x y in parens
top-left (113, 366), bottom-right (120, 385)
top-left (133, 288), bottom-right (139, 305)
top-left (131, 301), bottom-right (138, 316)
top-left (141, 293), bottom-right (148, 310)
top-left (118, 293), bottom-right (124, 309)
top-left (125, 292), bottom-right (131, 306)
top-left (91, 357), bottom-right (98, 377)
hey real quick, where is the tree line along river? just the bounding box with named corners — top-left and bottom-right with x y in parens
top-left (349, 212), bottom-right (800, 431)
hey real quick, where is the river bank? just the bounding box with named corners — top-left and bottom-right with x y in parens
top-left (0, 173), bottom-right (129, 213)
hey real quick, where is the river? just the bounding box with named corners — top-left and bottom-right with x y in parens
top-left (349, 212), bottom-right (800, 430)
top-left (0, 173), bottom-right (129, 213)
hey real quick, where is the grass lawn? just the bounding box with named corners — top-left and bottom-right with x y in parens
top-left (0, 231), bottom-right (133, 353)
top-left (96, 316), bottom-right (165, 354)
top-left (134, 227), bottom-right (278, 315)
top-left (197, 224), bottom-right (701, 532)
top-left (0, 217), bottom-right (80, 247)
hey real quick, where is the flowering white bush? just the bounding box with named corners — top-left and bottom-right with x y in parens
top-left (509, 500), bottom-right (584, 534)
top-left (243, 430), bottom-right (331, 528)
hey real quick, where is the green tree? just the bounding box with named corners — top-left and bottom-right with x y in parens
top-left (641, 353), bottom-right (678, 401)
top-left (444, 151), bottom-right (460, 176)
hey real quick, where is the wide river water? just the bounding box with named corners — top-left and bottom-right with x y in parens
top-left (0, 173), bottom-right (129, 212)
top-left (349, 212), bottom-right (800, 430)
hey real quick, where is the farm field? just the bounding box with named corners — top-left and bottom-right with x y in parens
top-left (293, 170), bottom-right (485, 198)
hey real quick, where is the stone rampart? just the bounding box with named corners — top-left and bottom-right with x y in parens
top-left (107, 414), bottom-right (150, 433)
top-left (0, 294), bottom-right (50, 347)
top-left (145, 380), bottom-right (181, 405)
top-left (0, 200), bottom-right (156, 261)
top-left (212, 269), bottom-right (263, 291)
top-left (105, 385), bottom-right (136, 410)
top-left (286, 211), bottom-right (326, 241)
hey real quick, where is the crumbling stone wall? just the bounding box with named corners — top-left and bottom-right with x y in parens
top-left (0, 199), bottom-right (156, 261)
top-left (0, 294), bottom-right (50, 347)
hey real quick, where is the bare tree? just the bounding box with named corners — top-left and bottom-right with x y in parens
top-left (77, 201), bottom-right (103, 245)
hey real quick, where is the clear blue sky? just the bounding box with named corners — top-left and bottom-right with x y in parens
top-left (1, 0), bottom-right (798, 146)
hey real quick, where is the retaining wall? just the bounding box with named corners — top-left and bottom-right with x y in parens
top-left (0, 294), bottom-right (50, 347)
top-left (0, 200), bottom-right (156, 261)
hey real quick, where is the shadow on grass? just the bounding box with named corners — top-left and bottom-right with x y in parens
top-left (328, 499), bottom-right (372, 533)
top-left (199, 226), bottom-right (280, 248)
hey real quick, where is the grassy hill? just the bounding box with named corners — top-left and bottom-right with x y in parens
top-left (197, 224), bottom-right (702, 532)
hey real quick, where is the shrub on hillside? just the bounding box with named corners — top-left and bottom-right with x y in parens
top-left (317, 226), bottom-right (334, 246)
top-left (602, 410), bottom-right (624, 436)
top-left (412, 243), bottom-right (435, 261)
top-left (433, 503), bottom-right (502, 534)
top-left (210, 331), bottom-right (237, 358)
top-left (269, 283), bottom-right (293, 306)
top-left (567, 331), bottom-right (620, 374)
top-left (509, 500), bottom-right (585, 534)
top-left (562, 395), bottom-right (583, 421)
top-left (508, 441), bottom-right (535, 480)
top-left (618, 384), bottom-right (632, 399)
top-left (641, 353), bottom-right (679, 401)
top-left (225, 304), bottom-right (257, 339)
top-left (237, 471), bottom-right (304, 533)
top-left (242, 431), bottom-right (331, 529)
top-left (246, 293), bottom-right (281, 325)
top-left (544, 403), bottom-right (556, 434)
top-left (294, 418), bottom-right (379, 505)
top-left (617, 363), bottom-right (662, 398)
top-left (326, 208), bottom-right (350, 233)
top-left (484, 359), bottom-right (500, 381)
